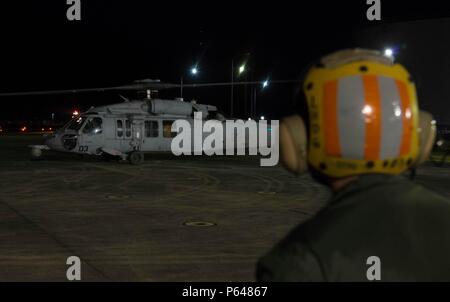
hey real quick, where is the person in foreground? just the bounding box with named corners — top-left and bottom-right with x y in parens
top-left (256, 49), bottom-right (450, 281)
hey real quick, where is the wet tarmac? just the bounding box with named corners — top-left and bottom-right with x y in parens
top-left (0, 134), bottom-right (448, 281)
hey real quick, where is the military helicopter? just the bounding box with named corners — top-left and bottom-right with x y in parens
top-left (0, 79), bottom-right (294, 164)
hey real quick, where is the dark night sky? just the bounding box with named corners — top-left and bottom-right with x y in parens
top-left (0, 1), bottom-right (449, 124)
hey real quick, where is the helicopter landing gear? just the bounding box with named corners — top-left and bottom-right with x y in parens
top-left (128, 151), bottom-right (144, 165)
top-left (100, 152), bottom-right (119, 162)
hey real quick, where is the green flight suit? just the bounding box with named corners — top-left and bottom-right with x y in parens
top-left (256, 174), bottom-right (450, 281)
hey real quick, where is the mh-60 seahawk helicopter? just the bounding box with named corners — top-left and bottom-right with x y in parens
top-left (0, 79), bottom-right (293, 164)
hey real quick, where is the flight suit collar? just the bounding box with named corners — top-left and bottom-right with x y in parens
top-left (329, 174), bottom-right (405, 206)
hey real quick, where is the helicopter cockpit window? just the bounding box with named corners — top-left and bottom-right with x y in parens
top-left (82, 117), bottom-right (103, 134)
top-left (67, 116), bottom-right (87, 131)
top-left (116, 120), bottom-right (123, 137)
top-left (163, 120), bottom-right (177, 138)
top-left (125, 120), bottom-right (131, 137)
top-left (145, 121), bottom-right (159, 138)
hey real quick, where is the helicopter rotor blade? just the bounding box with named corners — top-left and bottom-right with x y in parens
top-left (180, 80), bottom-right (298, 88)
top-left (0, 80), bottom-right (181, 97)
top-left (0, 80), bottom-right (298, 97)
top-left (0, 86), bottom-right (125, 97)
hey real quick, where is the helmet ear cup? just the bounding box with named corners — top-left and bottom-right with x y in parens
top-left (280, 115), bottom-right (308, 174)
top-left (415, 110), bottom-right (437, 165)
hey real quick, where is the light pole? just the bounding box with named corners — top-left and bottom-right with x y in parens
top-left (181, 65), bottom-right (199, 98)
top-left (230, 53), bottom-right (250, 117)
top-left (384, 48), bottom-right (394, 58)
top-left (252, 79), bottom-right (269, 118)
top-left (230, 59), bottom-right (236, 117)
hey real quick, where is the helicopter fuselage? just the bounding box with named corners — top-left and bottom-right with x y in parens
top-left (30, 98), bottom-right (224, 164)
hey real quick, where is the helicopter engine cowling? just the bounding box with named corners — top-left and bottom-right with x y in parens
top-left (149, 100), bottom-right (193, 116)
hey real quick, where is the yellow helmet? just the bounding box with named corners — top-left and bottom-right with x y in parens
top-left (280, 49), bottom-right (435, 178)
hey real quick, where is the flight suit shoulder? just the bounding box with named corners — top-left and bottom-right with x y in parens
top-left (256, 226), bottom-right (326, 282)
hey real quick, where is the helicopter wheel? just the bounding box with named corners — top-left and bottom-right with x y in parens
top-left (128, 151), bottom-right (144, 165)
top-left (30, 147), bottom-right (43, 161)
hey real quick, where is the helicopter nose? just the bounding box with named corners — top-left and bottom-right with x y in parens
top-left (44, 133), bottom-right (59, 149)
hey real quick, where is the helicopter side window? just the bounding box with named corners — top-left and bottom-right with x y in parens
top-left (125, 119), bottom-right (131, 138)
top-left (145, 121), bottom-right (159, 138)
top-left (163, 120), bottom-right (177, 138)
top-left (116, 120), bottom-right (123, 138)
top-left (82, 117), bottom-right (103, 134)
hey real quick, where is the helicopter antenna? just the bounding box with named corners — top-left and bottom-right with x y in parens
top-left (119, 95), bottom-right (130, 102)
top-left (180, 77), bottom-right (183, 98)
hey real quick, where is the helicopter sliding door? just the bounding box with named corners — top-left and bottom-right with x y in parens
top-left (141, 120), bottom-right (161, 151)
top-left (117, 118), bottom-right (145, 152)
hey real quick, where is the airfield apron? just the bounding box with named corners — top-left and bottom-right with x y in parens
top-left (256, 174), bottom-right (450, 281)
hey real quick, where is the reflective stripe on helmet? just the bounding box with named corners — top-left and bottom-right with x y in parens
top-left (337, 76), bottom-right (365, 159)
top-left (396, 80), bottom-right (412, 156)
top-left (379, 76), bottom-right (403, 159)
top-left (323, 75), bottom-right (412, 161)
